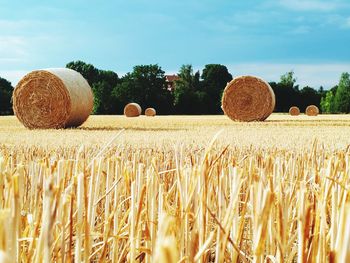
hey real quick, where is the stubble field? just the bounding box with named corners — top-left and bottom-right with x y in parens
top-left (0, 114), bottom-right (350, 262)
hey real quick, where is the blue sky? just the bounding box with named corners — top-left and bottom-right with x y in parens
top-left (0, 0), bottom-right (349, 88)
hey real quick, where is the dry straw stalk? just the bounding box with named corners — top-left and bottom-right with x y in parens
top-left (0, 117), bottom-right (350, 262)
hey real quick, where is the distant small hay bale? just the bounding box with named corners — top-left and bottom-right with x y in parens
top-left (289, 106), bottom-right (300, 116)
top-left (145, 107), bottom-right (156, 117)
top-left (13, 68), bottom-right (94, 129)
top-left (124, 103), bottom-right (141, 117)
top-left (221, 75), bottom-right (275, 122)
top-left (306, 105), bottom-right (319, 116)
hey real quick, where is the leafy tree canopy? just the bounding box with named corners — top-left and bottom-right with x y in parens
top-left (112, 64), bottom-right (173, 114)
top-left (280, 71), bottom-right (296, 87)
top-left (201, 64), bottom-right (232, 113)
top-left (0, 77), bottom-right (14, 115)
top-left (334, 72), bottom-right (350, 113)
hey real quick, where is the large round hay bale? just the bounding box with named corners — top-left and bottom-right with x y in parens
top-left (306, 105), bottom-right (319, 116)
top-left (289, 106), bottom-right (300, 116)
top-left (124, 103), bottom-right (141, 117)
top-left (221, 75), bottom-right (275, 122)
top-left (13, 68), bottom-right (93, 129)
top-left (145, 107), bottom-right (156, 117)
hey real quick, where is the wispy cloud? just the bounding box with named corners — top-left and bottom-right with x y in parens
top-left (289, 25), bottom-right (311, 34)
top-left (346, 17), bottom-right (350, 28)
top-left (323, 14), bottom-right (350, 29)
top-left (231, 11), bottom-right (265, 25)
top-left (0, 36), bottom-right (28, 60)
top-left (278, 0), bottom-right (343, 12)
top-left (0, 19), bottom-right (26, 30)
top-left (1, 1), bottom-right (349, 89)
top-left (0, 70), bottom-right (29, 86)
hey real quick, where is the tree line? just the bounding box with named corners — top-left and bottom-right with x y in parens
top-left (0, 60), bottom-right (349, 115)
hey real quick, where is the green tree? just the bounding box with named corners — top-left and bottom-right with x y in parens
top-left (320, 91), bottom-right (335, 113)
top-left (94, 70), bottom-right (119, 114)
top-left (66, 61), bottom-right (119, 114)
top-left (112, 64), bottom-right (173, 114)
top-left (112, 73), bottom-right (135, 113)
top-left (318, 86), bottom-right (325, 97)
top-left (0, 77), bottom-right (14, 115)
top-left (66, 60), bottom-right (100, 85)
top-left (299, 86), bottom-right (322, 112)
top-left (201, 64), bottom-right (232, 113)
top-left (173, 65), bottom-right (198, 106)
top-left (280, 71), bottom-right (297, 87)
top-left (173, 65), bottom-right (209, 114)
top-left (334, 72), bottom-right (350, 113)
top-left (92, 81), bottom-right (114, 114)
top-left (270, 71), bottom-right (299, 112)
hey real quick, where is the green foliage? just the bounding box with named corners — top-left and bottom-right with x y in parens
top-left (271, 71), bottom-right (299, 112)
top-left (0, 77), bottom-right (14, 115)
top-left (112, 64), bottom-right (173, 114)
top-left (61, 63), bottom-right (350, 115)
top-left (173, 65), bottom-right (209, 114)
top-left (320, 91), bottom-right (335, 113)
top-left (66, 60), bottom-right (100, 85)
top-left (299, 86), bottom-right (322, 112)
top-left (92, 81), bottom-right (114, 114)
top-left (66, 61), bottom-right (119, 114)
top-left (334, 72), bottom-right (350, 113)
top-left (111, 74), bottom-right (133, 113)
top-left (201, 64), bottom-right (232, 113)
top-left (1, 63), bottom-right (342, 116)
top-left (270, 71), bottom-right (326, 112)
top-left (269, 81), bottom-right (299, 112)
top-left (173, 65), bottom-right (197, 103)
top-left (280, 71), bottom-right (296, 87)
top-left (174, 64), bottom-right (232, 114)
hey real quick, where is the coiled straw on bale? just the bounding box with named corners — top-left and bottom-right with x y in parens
top-left (124, 103), bottom-right (141, 117)
top-left (221, 75), bottom-right (275, 122)
top-left (289, 106), bottom-right (300, 116)
top-left (306, 105), bottom-right (319, 116)
top-left (145, 107), bottom-right (156, 117)
top-left (13, 68), bottom-right (94, 129)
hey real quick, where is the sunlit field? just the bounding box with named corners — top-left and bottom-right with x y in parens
top-left (1, 114), bottom-right (350, 262)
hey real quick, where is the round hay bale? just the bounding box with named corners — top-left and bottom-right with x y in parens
top-left (306, 105), bottom-right (319, 116)
top-left (124, 103), bottom-right (141, 117)
top-left (145, 107), bottom-right (156, 117)
top-left (221, 75), bottom-right (275, 122)
top-left (13, 68), bottom-right (94, 129)
top-left (289, 106), bottom-right (300, 116)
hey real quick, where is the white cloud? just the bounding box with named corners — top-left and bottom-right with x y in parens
top-left (0, 70), bottom-right (29, 86)
top-left (0, 36), bottom-right (28, 63)
top-left (231, 11), bottom-right (265, 25)
top-left (278, 0), bottom-right (342, 12)
top-left (323, 15), bottom-right (350, 29)
top-left (289, 25), bottom-right (311, 34)
top-left (346, 17), bottom-right (350, 28)
top-left (0, 19), bottom-right (32, 30)
top-left (199, 10), bottom-right (271, 34)
top-left (5, 63), bottom-right (348, 89)
top-left (226, 63), bottom-right (350, 88)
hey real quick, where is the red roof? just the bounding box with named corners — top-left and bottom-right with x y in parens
top-left (165, 74), bottom-right (179, 82)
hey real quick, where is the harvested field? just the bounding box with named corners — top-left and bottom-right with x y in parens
top-left (0, 114), bottom-right (350, 262)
